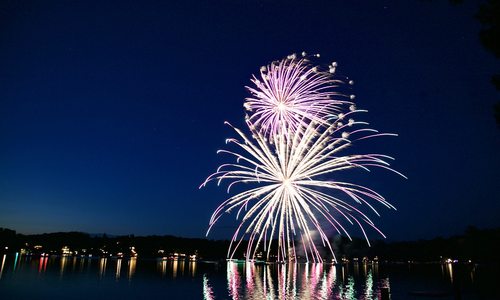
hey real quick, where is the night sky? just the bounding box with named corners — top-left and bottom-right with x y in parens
top-left (1, 0), bottom-right (499, 241)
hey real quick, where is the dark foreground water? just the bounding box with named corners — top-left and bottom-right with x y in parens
top-left (0, 254), bottom-right (497, 299)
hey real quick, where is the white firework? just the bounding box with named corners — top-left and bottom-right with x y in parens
top-left (200, 109), bottom-right (405, 263)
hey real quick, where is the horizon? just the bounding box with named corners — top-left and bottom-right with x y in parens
top-left (3, 224), bottom-right (497, 243)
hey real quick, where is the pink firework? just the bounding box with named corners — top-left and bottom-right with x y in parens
top-left (244, 53), bottom-right (353, 138)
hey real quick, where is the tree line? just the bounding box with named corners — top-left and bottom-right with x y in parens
top-left (1, 226), bottom-right (498, 262)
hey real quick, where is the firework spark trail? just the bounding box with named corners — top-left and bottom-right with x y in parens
top-left (200, 110), bottom-right (406, 263)
top-left (244, 53), bottom-right (353, 138)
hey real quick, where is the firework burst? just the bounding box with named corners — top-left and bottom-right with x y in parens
top-left (244, 53), bottom-right (353, 138)
top-left (201, 53), bottom-right (404, 263)
top-left (201, 110), bottom-right (405, 263)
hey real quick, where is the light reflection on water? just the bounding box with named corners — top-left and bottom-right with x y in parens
top-left (0, 253), bottom-right (495, 299)
top-left (0, 254), bottom-right (6, 279)
top-left (208, 261), bottom-right (385, 300)
top-left (203, 274), bottom-right (216, 300)
top-left (128, 257), bottom-right (137, 280)
top-left (116, 258), bottom-right (122, 280)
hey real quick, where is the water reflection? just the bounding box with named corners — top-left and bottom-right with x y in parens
top-left (0, 254), bottom-right (388, 299)
top-left (363, 270), bottom-right (373, 300)
top-left (445, 261), bottom-right (454, 283)
top-left (0, 253), bottom-right (493, 299)
top-left (60, 256), bottom-right (68, 276)
top-left (172, 259), bottom-right (178, 278)
top-left (38, 256), bottom-right (48, 273)
top-left (116, 258), bottom-right (122, 280)
top-left (178, 260), bottom-right (185, 277)
top-left (99, 257), bottom-right (107, 277)
top-left (0, 254), bottom-right (6, 279)
top-left (79, 256), bottom-right (85, 272)
top-left (470, 265), bottom-right (475, 283)
top-left (189, 261), bottom-right (197, 277)
top-left (159, 259), bottom-right (167, 277)
top-left (227, 261), bottom-right (241, 299)
top-left (211, 262), bottom-right (387, 300)
top-left (203, 274), bottom-right (215, 300)
top-left (71, 256), bottom-right (77, 272)
top-left (127, 257), bottom-right (136, 280)
top-left (13, 252), bottom-right (19, 271)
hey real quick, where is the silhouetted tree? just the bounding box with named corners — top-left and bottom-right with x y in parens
top-left (430, 0), bottom-right (500, 125)
top-left (476, 0), bottom-right (500, 125)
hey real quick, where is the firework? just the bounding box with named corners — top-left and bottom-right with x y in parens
top-left (201, 110), bottom-right (405, 263)
top-left (201, 54), bottom-right (403, 263)
top-left (244, 53), bottom-right (353, 138)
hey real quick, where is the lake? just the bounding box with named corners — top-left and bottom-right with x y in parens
top-left (0, 254), bottom-right (497, 299)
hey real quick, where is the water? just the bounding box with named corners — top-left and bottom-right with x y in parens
top-left (0, 253), bottom-right (497, 299)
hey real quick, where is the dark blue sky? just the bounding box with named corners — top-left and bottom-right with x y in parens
top-left (1, 0), bottom-right (499, 241)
